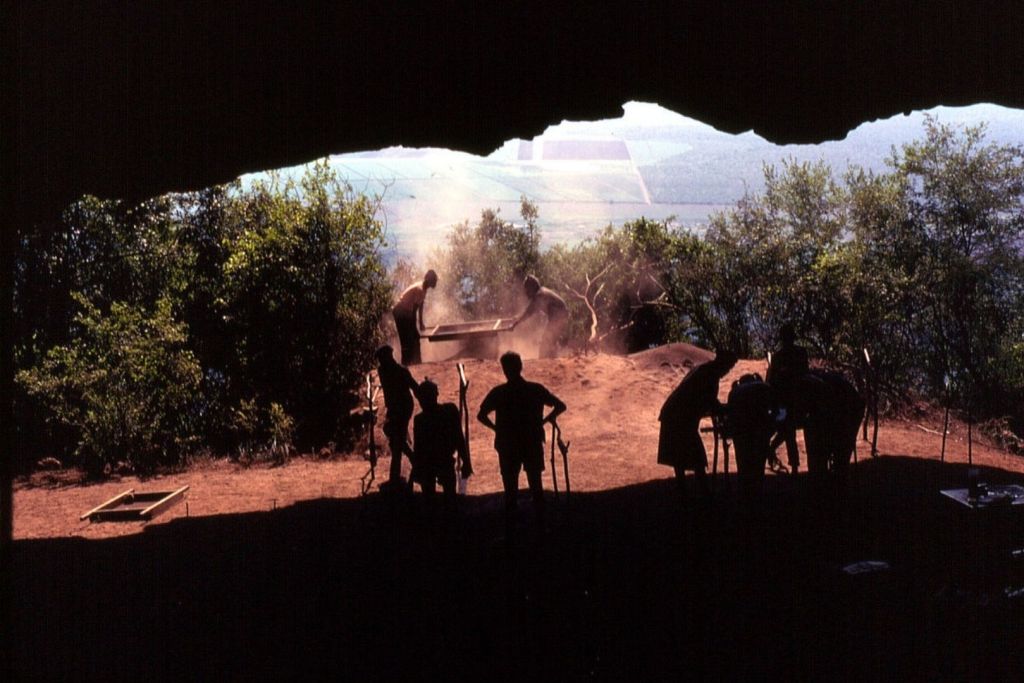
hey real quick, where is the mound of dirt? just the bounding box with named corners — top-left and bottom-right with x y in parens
top-left (14, 344), bottom-right (1022, 543)
top-left (628, 342), bottom-right (715, 371)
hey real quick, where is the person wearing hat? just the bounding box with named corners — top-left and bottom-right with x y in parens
top-left (375, 344), bottom-right (419, 491)
top-left (411, 379), bottom-right (472, 510)
top-left (657, 350), bottom-right (738, 502)
top-left (392, 270), bottom-right (438, 366)
top-left (513, 274), bottom-right (568, 359)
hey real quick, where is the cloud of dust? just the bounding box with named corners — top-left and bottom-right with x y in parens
top-left (388, 255), bottom-right (545, 362)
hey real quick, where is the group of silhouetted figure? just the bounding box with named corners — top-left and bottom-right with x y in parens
top-left (376, 345), bottom-right (564, 539)
top-left (658, 323), bottom-right (865, 507)
top-left (374, 322), bottom-right (864, 539)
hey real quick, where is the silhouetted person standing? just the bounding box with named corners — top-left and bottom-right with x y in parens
top-left (766, 323), bottom-right (809, 473)
top-left (514, 275), bottom-right (568, 359)
top-left (799, 369), bottom-right (864, 492)
top-left (392, 270), bottom-right (438, 366)
top-left (375, 345), bottom-right (419, 491)
top-left (657, 351), bottom-right (738, 502)
top-left (412, 379), bottom-right (473, 511)
top-left (727, 373), bottom-right (779, 505)
top-left (478, 351), bottom-right (566, 537)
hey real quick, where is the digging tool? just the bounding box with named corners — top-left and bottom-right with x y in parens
top-left (556, 422), bottom-right (571, 501)
top-left (457, 362), bottom-right (470, 495)
top-left (550, 420), bottom-right (560, 496)
top-left (548, 420), bottom-right (571, 505)
top-left (941, 374), bottom-right (951, 462)
top-left (864, 348), bottom-right (879, 457)
top-left (359, 372), bottom-right (380, 496)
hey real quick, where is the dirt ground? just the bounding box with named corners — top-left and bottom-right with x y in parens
top-left (14, 344), bottom-right (1021, 540)
top-left (13, 345), bottom-right (1024, 681)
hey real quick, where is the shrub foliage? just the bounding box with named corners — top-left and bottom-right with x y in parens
top-left (15, 163), bottom-right (391, 473)
top-left (12, 119), bottom-right (1024, 472)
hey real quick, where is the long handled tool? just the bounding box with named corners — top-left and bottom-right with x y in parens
top-left (550, 420), bottom-right (571, 504)
top-left (556, 422), bottom-right (571, 501)
top-left (359, 372), bottom-right (380, 496)
top-left (550, 421), bottom-right (560, 496)
top-left (457, 362), bottom-right (470, 495)
top-left (940, 373), bottom-right (951, 462)
top-left (707, 421), bottom-right (720, 490)
top-left (864, 348), bottom-right (879, 457)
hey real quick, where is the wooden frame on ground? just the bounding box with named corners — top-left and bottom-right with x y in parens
top-left (80, 485), bottom-right (190, 522)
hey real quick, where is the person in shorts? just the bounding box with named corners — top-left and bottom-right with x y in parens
top-left (375, 345), bottom-right (419, 491)
top-left (392, 270), bottom-right (437, 365)
top-left (478, 351), bottom-right (566, 536)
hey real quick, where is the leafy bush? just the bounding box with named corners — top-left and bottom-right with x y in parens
top-left (218, 163), bottom-right (393, 447)
top-left (438, 120), bottom-right (1023, 432)
top-left (541, 218), bottom-right (682, 352)
top-left (13, 118), bottom-right (1024, 471)
top-left (14, 163), bottom-right (391, 473)
top-left (17, 295), bottom-right (202, 475)
top-left (230, 398), bottom-right (295, 464)
top-left (433, 197), bottom-right (542, 319)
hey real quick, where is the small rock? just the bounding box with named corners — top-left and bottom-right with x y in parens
top-left (36, 457), bottom-right (63, 470)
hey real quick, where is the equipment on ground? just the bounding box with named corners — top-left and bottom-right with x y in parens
top-left (549, 421), bottom-right (572, 504)
top-left (422, 318), bottom-right (516, 359)
top-left (704, 411), bottom-right (731, 493)
top-left (863, 347), bottom-right (879, 458)
top-left (359, 372), bottom-right (380, 495)
top-left (457, 362), bottom-right (470, 495)
top-left (81, 485), bottom-right (189, 523)
top-left (422, 318), bottom-right (516, 342)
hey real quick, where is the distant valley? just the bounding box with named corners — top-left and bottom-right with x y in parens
top-left (242, 102), bottom-right (1024, 261)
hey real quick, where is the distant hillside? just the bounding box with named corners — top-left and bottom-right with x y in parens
top-left (241, 102), bottom-right (1024, 261)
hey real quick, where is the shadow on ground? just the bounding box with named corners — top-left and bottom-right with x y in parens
top-left (13, 456), bottom-right (1024, 681)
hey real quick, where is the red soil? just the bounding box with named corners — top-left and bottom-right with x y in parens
top-left (14, 347), bottom-right (1021, 540)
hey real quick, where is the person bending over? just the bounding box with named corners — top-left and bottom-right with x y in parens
top-left (657, 350), bottom-right (738, 503)
top-left (513, 275), bottom-right (568, 359)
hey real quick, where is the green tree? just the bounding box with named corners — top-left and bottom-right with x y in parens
top-left (434, 199), bottom-right (543, 318)
top-left (888, 117), bottom-right (1024, 412)
top-left (219, 162), bottom-right (393, 447)
top-left (17, 295), bottom-right (202, 475)
top-left (536, 217), bottom-right (697, 352)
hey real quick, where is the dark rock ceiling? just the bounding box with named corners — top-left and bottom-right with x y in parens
top-left (7, 1), bottom-right (1024, 224)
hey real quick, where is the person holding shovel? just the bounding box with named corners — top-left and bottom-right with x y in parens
top-left (478, 351), bottom-right (566, 538)
top-left (411, 379), bottom-right (472, 512)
